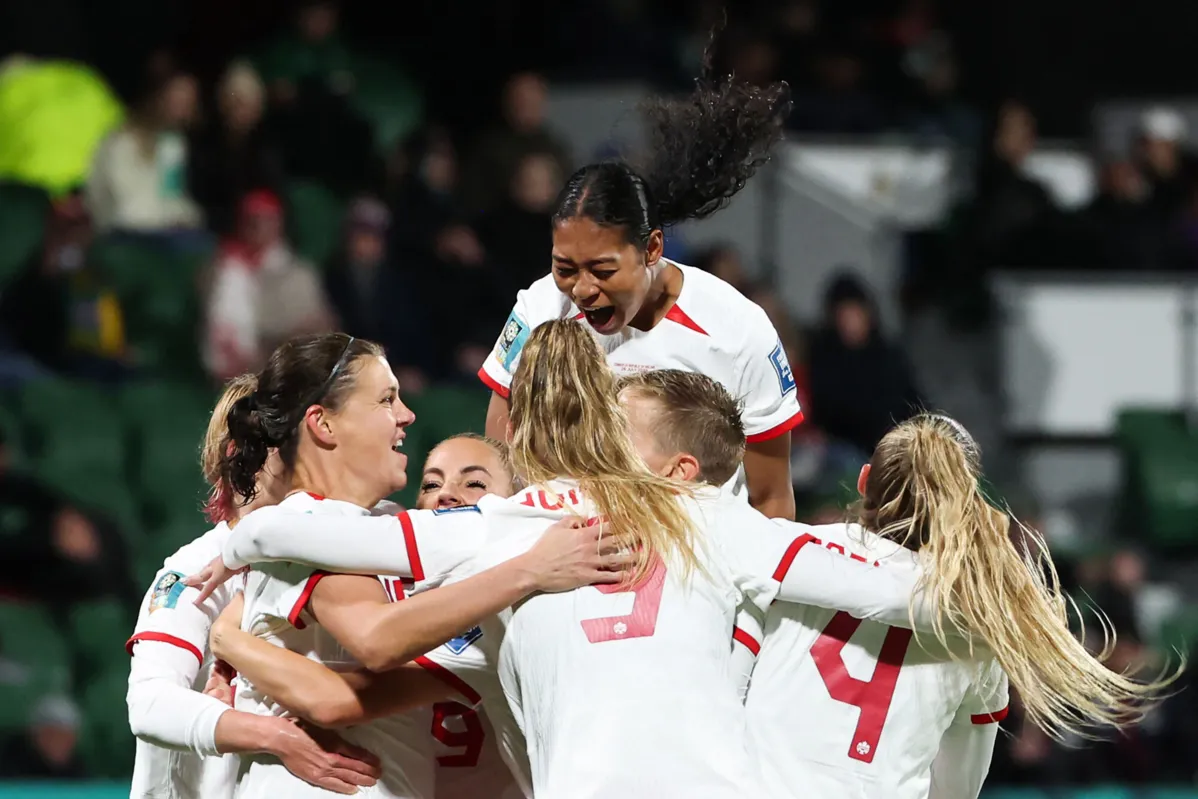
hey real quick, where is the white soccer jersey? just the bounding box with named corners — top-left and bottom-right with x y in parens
top-left (234, 492), bottom-right (435, 799)
top-left (745, 523), bottom-right (1008, 799)
top-left (478, 262), bottom-right (804, 444)
top-left (126, 523), bottom-right (241, 799)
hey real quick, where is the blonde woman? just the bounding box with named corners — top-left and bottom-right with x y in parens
top-left (745, 414), bottom-right (1180, 799)
top-left (126, 375), bottom-right (382, 799)
top-left (197, 322), bottom-right (944, 799)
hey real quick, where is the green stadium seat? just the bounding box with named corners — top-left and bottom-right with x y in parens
top-left (1159, 606), bottom-right (1198, 657)
top-left (1116, 408), bottom-right (1198, 549)
top-left (68, 599), bottom-right (135, 681)
top-left (15, 380), bottom-right (126, 492)
top-left (77, 667), bottom-right (135, 779)
top-left (286, 181), bottom-right (344, 265)
top-left (0, 601), bottom-right (72, 732)
top-left (406, 386), bottom-right (490, 443)
top-left (0, 183), bottom-right (48, 291)
top-left (350, 55), bottom-right (424, 154)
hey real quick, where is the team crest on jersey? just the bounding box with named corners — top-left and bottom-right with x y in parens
top-left (443, 626), bottom-right (483, 654)
top-left (148, 571), bottom-right (187, 613)
top-left (432, 505), bottom-right (482, 515)
top-left (495, 312), bottom-right (529, 372)
top-left (769, 342), bottom-right (796, 396)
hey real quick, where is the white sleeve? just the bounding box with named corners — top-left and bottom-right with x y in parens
top-left (125, 570), bottom-right (232, 756)
top-left (415, 627), bottom-right (498, 710)
top-left (478, 278), bottom-right (561, 398)
top-left (929, 666), bottom-right (1006, 799)
top-left (736, 306), bottom-right (804, 443)
top-left (127, 642), bottom-right (229, 756)
top-left (730, 602), bottom-right (764, 703)
top-left (731, 519), bottom-right (935, 632)
top-left (223, 506), bottom-right (486, 584)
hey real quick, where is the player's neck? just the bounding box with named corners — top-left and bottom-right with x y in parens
top-left (628, 260), bottom-right (682, 332)
top-left (290, 457), bottom-right (383, 511)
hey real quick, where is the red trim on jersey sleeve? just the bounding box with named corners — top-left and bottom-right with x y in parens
top-left (745, 409), bottom-right (805, 444)
top-left (397, 512), bottom-right (425, 582)
top-left (126, 631), bottom-right (204, 665)
top-left (288, 571), bottom-right (329, 630)
top-left (971, 706), bottom-right (1009, 725)
top-left (732, 626), bottom-right (761, 656)
top-left (772, 533), bottom-right (819, 582)
top-left (477, 366), bottom-right (510, 399)
top-left (415, 655), bottom-right (482, 705)
top-left (572, 312), bottom-right (584, 321)
top-left (304, 491), bottom-right (326, 501)
top-left (664, 305), bottom-right (709, 336)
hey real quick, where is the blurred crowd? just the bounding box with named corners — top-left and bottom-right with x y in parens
top-left (0, 0), bottom-right (1196, 787)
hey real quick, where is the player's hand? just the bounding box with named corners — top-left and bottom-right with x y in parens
top-left (209, 593), bottom-right (246, 661)
top-left (203, 659), bottom-right (236, 706)
top-left (268, 717), bottom-right (382, 795)
top-left (183, 555), bottom-right (245, 606)
top-left (520, 517), bottom-right (632, 593)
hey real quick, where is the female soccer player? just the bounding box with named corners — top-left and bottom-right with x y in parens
top-left (744, 414), bottom-right (1180, 799)
top-left (478, 49), bottom-right (801, 520)
top-left (206, 434), bottom-right (524, 799)
top-left (126, 374), bottom-right (383, 798)
top-left (215, 333), bottom-right (623, 799)
top-left (205, 322), bottom-right (942, 799)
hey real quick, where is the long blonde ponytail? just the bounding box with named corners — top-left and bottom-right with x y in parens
top-left (858, 413), bottom-right (1181, 739)
top-left (508, 320), bottom-right (700, 585)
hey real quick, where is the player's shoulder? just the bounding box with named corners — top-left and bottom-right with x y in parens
top-left (514, 273), bottom-right (571, 322)
top-left (675, 263), bottom-right (776, 344)
top-left (158, 522), bottom-right (231, 577)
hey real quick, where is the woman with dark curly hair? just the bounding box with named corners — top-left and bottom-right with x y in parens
top-left (479, 38), bottom-right (802, 520)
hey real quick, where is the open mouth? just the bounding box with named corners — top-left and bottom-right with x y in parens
top-left (391, 439), bottom-right (405, 454)
top-left (582, 306), bottom-right (617, 331)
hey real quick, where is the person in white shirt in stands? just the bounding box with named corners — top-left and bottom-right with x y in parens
top-left (746, 413), bottom-right (1182, 799)
top-left (207, 433), bottom-right (525, 799)
top-left (126, 373), bottom-right (383, 799)
top-left (193, 322), bottom-right (944, 799)
top-left (210, 333), bottom-right (625, 799)
top-left (479, 37), bottom-right (801, 520)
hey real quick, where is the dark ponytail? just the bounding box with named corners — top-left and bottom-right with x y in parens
top-left (552, 29), bottom-right (791, 247)
top-left (223, 393), bottom-right (273, 504)
top-left (217, 333), bottom-right (385, 505)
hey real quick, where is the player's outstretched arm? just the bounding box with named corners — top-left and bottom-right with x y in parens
top-left (311, 518), bottom-right (628, 672)
top-left (210, 595), bottom-right (453, 728)
top-left (742, 521), bottom-right (942, 632)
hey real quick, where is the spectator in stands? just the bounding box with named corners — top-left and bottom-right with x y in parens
top-left (0, 426), bottom-right (135, 605)
top-left (324, 197), bottom-right (434, 390)
top-left (807, 271), bottom-right (922, 456)
top-left (1135, 108), bottom-right (1198, 223)
top-left (203, 190), bottom-right (335, 381)
top-left (189, 62), bottom-right (287, 236)
top-left (692, 244), bottom-right (752, 294)
top-left (1083, 159), bottom-right (1163, 269)
top-left (475, 150), bottom-right (561, 295)
top-left (0, 695), bottom-right (86, 779)
top-left (255, 0), bottom-right (377, 194)
top-left (85, 67), bottom-right (206, 241)
top-left (463, 72), bottom-right (572, 213)
top-left (901, 32), bottom-right (979, 147)
top-left (789, 43), bottom-right (887, 134)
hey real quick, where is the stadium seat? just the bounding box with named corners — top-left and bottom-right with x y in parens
top-left (15, 380), bottom-right (126, 495)
top-left (0, 601), bottom-right (72, 732)
top-left (285, 181), bottom-right (344, 265)
top-left (1116, 409), bottom-right (1198, 549)
top-left (69, 599), bottom-right (135, 682)
top-left (406, 386), bottom-right (491, 443)
top-left (0, 183), bottom-right (48, 292)
top-left (77, 667), bottom-right (135, 779)
top-left (350, 55), bottom-right (424, 154)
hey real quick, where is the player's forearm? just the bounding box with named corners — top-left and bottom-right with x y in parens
top-left (128, 663), bottom-right (231, 756)
top-left (211, 625), bottom-right (364, 728)
top-left (484, 391), bottom-right (511, 442)
top-left (224, 509), bottom-right (413, 574)
top-left (928, 722), bottom-right (998, 799)
top-left (355, 558), bottom-right (538, 672)
top-left (752, 489), bottom-right (795, 521)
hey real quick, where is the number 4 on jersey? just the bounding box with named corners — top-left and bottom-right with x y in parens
top-left (810, 611), bottom-right (912, 764)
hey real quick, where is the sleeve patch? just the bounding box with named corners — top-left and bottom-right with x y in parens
top-left (495, 311), bottom-right (530, 372)
top-left (431, 505), bottom-right (482, 516)
top-left (769, 341), bottom-right (796, 396)
top-left (443, 626), bottom-right (483, 655)
top-left (148, 571), bottom-right (187, 613)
